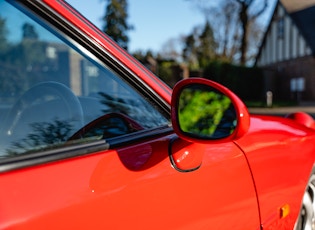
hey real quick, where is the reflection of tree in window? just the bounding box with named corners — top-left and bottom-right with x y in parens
top-left (5, 119), bottom-right (73, 156)
top-left (98, 92), bottom-right (168, 129)
top-left (0, 17), bottom-right (25, 100)
top-left (0, 16), bottom-right (8, 53)
top-left (22, 23), bottom-right (38, 40)
top-left (179, 86), bottom-right (235, 138)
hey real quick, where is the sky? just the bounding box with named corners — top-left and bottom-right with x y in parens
top-left (66, 0), bottom-right (277, 54)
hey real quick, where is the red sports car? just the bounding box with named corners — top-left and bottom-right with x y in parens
top-left (0, 1), bottom-right (315, 229)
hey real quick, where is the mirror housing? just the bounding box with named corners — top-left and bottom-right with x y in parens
top-left (171, 78), bottom-right (250, 143)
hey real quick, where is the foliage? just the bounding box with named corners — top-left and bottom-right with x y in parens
top-left (102, 0), bottom-right (132, 50)
top-left (178, 86), bottom-right (234, 138)
top-left (197, 21), bottom-right (217, 68)
top-left (6, 119), bottom-right (73, 156)
top-left (157, 60), bottom-right (176, 87)
top-left (98, 91), bottom-right (167, 129)
top-left (203, 60), bottom-right (264, 100)
top-left (182, 22), bottom-right (217, 69)
top-left (0, 17), bottom-right (8, 53)
top-left (133, 50), bottom-right (180, 87)
top-left (22, 23), bottom-right (38, 40)
top-left (187, 0), bottom-right (267, 65)
top-left (182, 31), bottom-right (198, 69)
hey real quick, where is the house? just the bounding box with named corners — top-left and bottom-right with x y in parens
top-left (256, 0), bottom-right (315, 102)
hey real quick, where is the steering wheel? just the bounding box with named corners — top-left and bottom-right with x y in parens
top-left (2, 81), bottom-right (84, 139)
top-left (69, 112), bottom-right (144, 140)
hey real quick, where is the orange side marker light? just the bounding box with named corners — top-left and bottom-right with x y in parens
top-left (279, 204), bottom-right (290, 219)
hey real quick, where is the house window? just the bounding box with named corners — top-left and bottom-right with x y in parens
top-left (277, 18), bottom-right (284, 39)
top-left (46, 46), bottom-right (57, 59)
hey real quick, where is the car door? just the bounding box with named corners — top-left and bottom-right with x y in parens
top-left (0, 1), bottom-right (260, 229)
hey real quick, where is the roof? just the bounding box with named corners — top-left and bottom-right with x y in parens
top-left (289, 3), bottom-right (315, 55)
top-left (281, 0), bottom-right (315, 13)
top-left (255, 0), bottom-right (315, 64)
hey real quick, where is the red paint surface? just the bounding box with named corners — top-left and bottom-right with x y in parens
top-left (1, 1), bottom-right (315, 229)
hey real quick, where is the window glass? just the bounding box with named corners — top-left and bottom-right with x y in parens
top-left (277, 17), bottom-right (284, 39)
top-left (0, 0), bottom-right (168, 158)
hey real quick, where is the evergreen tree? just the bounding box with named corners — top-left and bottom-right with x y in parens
top-left (182, 22), bottom-right (217, 69)
top-left (182, 33), bottom-right (198, 69)
top-left (22, 23), bottom-right (38, 40)
top-left (0, 17), bottom-right (8, 52)
top-left (102, 0), bottom-right (132, 50)
top-left (197, 21), bottom-right (217, 68)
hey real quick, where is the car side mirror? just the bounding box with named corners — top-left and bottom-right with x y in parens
top-left (171, 78), bottom-right (250, 143)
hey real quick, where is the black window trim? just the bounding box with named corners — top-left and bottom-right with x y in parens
top-left (0, 140), bottom-right (108, 173)
top-left (0, 125), bottom-right (173, 173)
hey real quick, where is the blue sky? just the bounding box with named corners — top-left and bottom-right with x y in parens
top-left (66, 0), bottom-right (276, 53)
top-left (66, 0), bottom-right (205, 53)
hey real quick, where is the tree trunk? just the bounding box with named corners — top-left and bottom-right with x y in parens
top-left (239, 2), bottom-right (248, 65)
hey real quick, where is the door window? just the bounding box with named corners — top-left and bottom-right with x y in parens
top-left (0, 0), bottom-right (168, 158)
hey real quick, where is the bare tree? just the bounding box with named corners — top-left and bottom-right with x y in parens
top-left (160, 37), bottom-right (182, 61)
top-left (236, 0), bottom-right (268, 64)
top-left (246, 19), bottom-right (265, 64)
top-left (204, 0), bottom-right (240, 62)
top-left (189, 0), bottom-right (268, 65)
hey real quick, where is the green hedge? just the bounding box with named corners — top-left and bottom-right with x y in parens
top-left (202, 61), bottom-right (264, 101)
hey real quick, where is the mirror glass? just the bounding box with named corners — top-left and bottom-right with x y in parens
top-left (178, 84), bottom-right (237, 140)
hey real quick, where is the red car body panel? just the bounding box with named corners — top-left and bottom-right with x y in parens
top-left (1, 134), bottom-right (260, 229)
top-left (1, 1), bottom-right (315, 229)
top-left (236, 115), bottom-right (315, 229)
